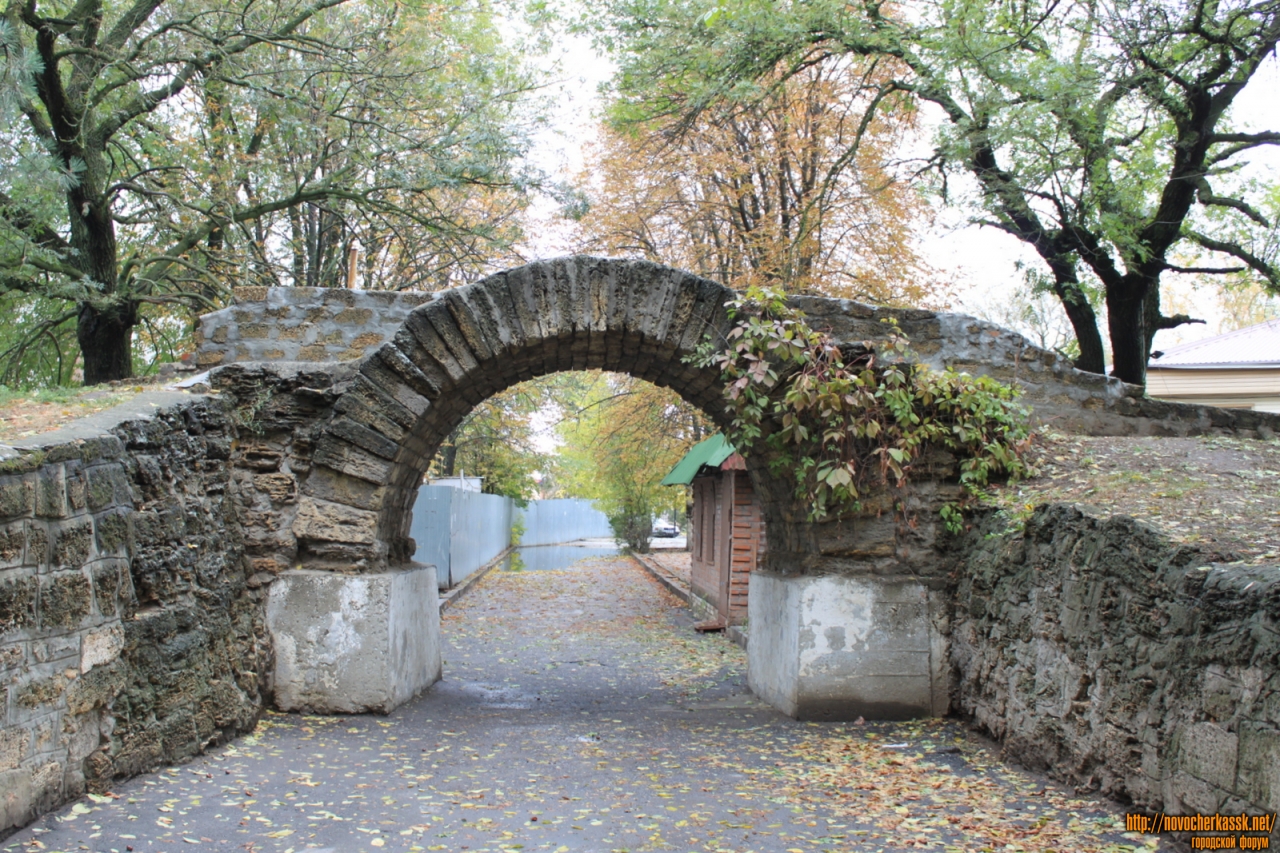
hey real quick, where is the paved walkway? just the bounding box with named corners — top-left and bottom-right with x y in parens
top-left (5, 557), bottom-right (1156, 853)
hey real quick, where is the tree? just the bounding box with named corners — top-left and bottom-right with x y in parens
top-left (579, 58), bottom-right (941, 305)
top-left (555, 372), bottom-right (710, 552)
top-left (600, 0), bottom-right (1280, 386)
top-left (430, 380), bottom-right (554, 503)
top-left (0, 0), bottom-right (537, 384)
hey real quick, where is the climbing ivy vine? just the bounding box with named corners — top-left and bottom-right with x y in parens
top-left (692, 288), bottom-right (1034, 529)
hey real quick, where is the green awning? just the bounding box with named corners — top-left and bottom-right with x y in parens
top-left (661, 434), bottom-right (736, 486)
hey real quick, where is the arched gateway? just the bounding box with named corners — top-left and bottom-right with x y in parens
top-left (204, 256), bottom-right (1040, 721)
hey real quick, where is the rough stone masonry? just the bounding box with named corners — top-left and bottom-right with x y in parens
top-left (2, 256), bottom-right (1278, 837)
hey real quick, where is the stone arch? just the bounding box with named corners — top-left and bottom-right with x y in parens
top-left (290, 256), bottom-right (786, 572)
top-left (263, 256), bottom-right (941, 721)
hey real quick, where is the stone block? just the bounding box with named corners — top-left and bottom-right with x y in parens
top-left (196, 350), bottom-right (226, 367)
top-left (0, 522), bottom-right (25, 567)
top-left (17, 671), bottom-right (67, 708)
top-left (0, 643), bottom-right (24, 672)
top-left (39, 571), bottom-right (92, 629)
top-left (80, 625), bottom-right (123, 673)
top-left (93, 510), bottom-right (132, 557)
top-left (335, 307), bottom-right (374, 325)
top-left (65, 469), bottom-right (87, 511)
top-left (1, 766), bottom-right (34, 836)
top-left (1176, 721), bottom-right (1239, 791)
top-left (312, 437), bottom-right (393, 485)
top-left (0, 477), bottom-right (34, 518)
top-left (748, 571), bottom-right (943, 720)
top-left (51, 519), bottom-right (94, 568)
top-left (85, 465), bottom-right (130, 512)
top-left (232, 286), bottom-right (268, 303)
top-left (1238, 723), bottom-right (1280, 812)
top-left (298, 344), bottom-right (329, 361)
top-left (1168, 770), bottom-right (1225, 814)
top-left (267, 565), bottom-right (441, 713)
top-left (34, 467), bottom-right (67, 518)
top-left (25, 523), bottom-right (48, 566)
top-left (0, 727), bottom-right (26, 772)
top-left (253, 473), bottom-right (297, 504)
top-left (239, 323), bottom-right (270, 339)
top-left (0, 572), bottom-right (37, 632)
top-left (291, 497), bottom-right (378, 546)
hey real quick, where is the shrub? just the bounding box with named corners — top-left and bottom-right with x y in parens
top-left (692, 287), bottom-right (1034, 530)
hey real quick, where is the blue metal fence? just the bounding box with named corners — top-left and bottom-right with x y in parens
top-left (410, 490), bottom-right (612, 588)
top-left (409, 486), bottom-right (514, 589)
top-left (518, 498), bottom-right (612, 546)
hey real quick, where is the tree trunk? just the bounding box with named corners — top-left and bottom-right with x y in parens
top-left (1106, 280), bottom-right (1149, 386)
top-left (77, 301), bottom-right (139, 385)
top-left (439, 438), bottom-right (458, 477)
top-left (1050, 277), bottom-right (1107, 374)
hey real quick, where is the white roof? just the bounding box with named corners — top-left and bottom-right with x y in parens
top-left (1149, 318), bottom-right (1280, 369)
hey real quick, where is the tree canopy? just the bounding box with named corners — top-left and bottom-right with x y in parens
top-left (576, 57), bottom-right (942, 305)
top-left (555, 372), bottom-right (711, 552)
top-left (599, 0), bottom-right (1280, 386)
top-left (0, 0), bottom-right (538, 384)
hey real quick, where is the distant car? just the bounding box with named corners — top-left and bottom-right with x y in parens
top-left (652, 520), bottom-right (680, 538)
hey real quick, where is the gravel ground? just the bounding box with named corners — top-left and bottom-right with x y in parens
top-left (4, 556), bottom-right (1157, 853)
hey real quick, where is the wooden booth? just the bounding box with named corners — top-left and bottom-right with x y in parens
top-left (662, 434), bottom-right (766, 626)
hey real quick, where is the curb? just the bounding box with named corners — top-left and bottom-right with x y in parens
top-left (630, 552), bottom-right (749, 651)
top-left (439, 546), bottom-right (512, 614)
top-left (629, 552), bottom-right (690, 604)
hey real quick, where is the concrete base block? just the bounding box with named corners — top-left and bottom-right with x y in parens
top-left (267, 564), bottom-right (441, 713)
top-left (747, 571), bottom-right (947, 720)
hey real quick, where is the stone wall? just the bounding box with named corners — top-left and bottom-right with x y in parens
top-left (195, 286), bottom-right (432, 368)
top-left (0, 395), bottom-right (269, 836)
top-left (951, 504), bottom-right (1280, 815)
top-left (794, 296), bottom-right (1280, 439)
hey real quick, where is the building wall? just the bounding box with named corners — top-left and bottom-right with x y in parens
top-left (726, 472), bottom-right (764, 623)
top-left (688, 470), bottom-right (763, 625)
top-left (689, 477), bottom-right (718, 613)
top-left (1147, 367), bottom-right (1280, 412)
top-left (0, 398), bottom-right (268, 837)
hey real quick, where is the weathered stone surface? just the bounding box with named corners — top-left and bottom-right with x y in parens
top-left (39, 571), bottom-right (92, 628)
top-left (951, 503), bottom-right (1280, 814)
top-left (197, 288), bottom-right (433, 365)
top-left (80, 625), bottom-right (124, 673)
top-left (0, 573), bottom-right (36, 632)
top-left (291, 497), bottom-right (378, 545)
top-left (51, 519), bottom-right (94, 568)
top-left (748, 571), bottom-right (948, 720)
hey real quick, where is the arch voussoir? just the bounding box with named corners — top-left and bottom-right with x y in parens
top-left (365, 344), bottom-right (443, 407)
top-left (400, 310), bottom-right (468, 389)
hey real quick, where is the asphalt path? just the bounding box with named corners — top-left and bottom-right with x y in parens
top-left (5, 556), bottom-right (1155, 853)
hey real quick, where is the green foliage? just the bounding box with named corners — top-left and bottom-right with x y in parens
top-left (554, 372), bottom-right (710, 553)
top-left (432, 381), bottom-right (553, 504)
top-left (510, 512), bottom-right (527, 548)
top-left (693, 287), bottom-right (1034, 528)
top-left (0, 0), bottom-right (544, 383)
top-left (607, 496), bottom-right (658, 555)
